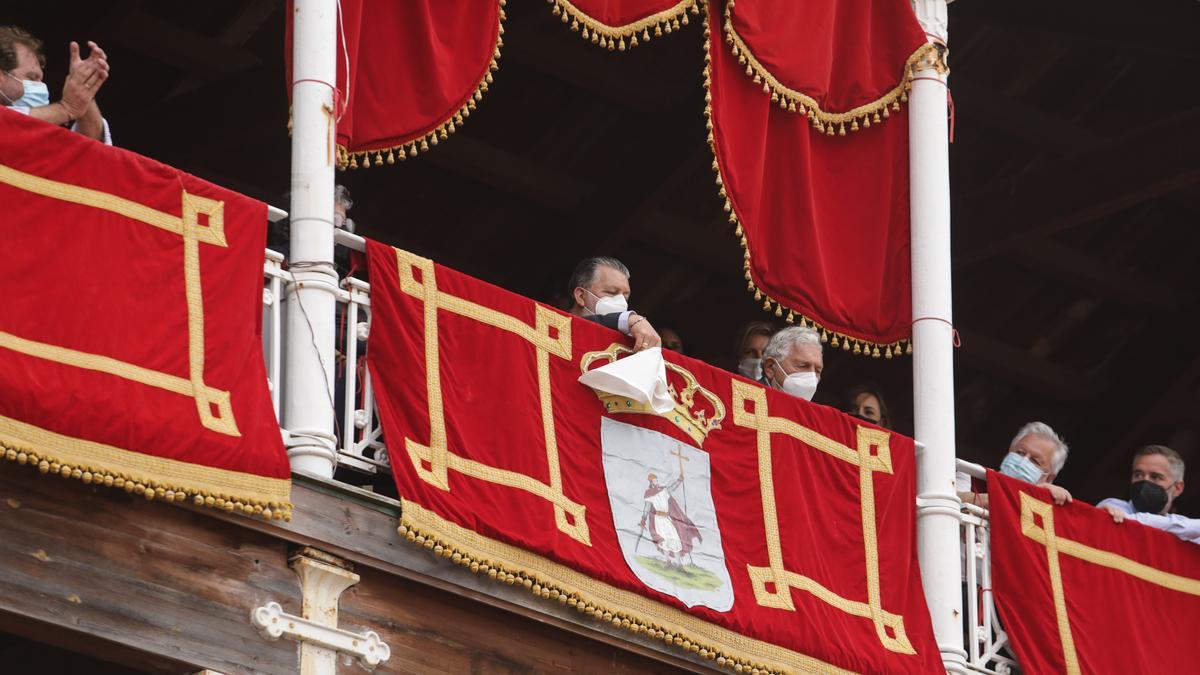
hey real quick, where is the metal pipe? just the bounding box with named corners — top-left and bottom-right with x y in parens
top-left (284, 0), bottom-right (339, 479)
top-left (909, 1), bottom-right (967, 671)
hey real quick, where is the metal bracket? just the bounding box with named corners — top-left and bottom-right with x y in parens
top-left (251, 601), bottom-right (390, 669)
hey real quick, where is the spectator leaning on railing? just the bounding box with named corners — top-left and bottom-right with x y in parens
top-left (0, 25), bottom-right (112, 144)
top-left (960, 421), bottom-right (1072, 509)
top-left (1097, 445), bottom-right (1199, 545)
top-left (568, 256), bottom-right (661, 353)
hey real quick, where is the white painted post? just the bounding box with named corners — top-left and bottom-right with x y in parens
top-left (909, 1), bottom-right (966, 672)
top-left (285, 0), bottom-right (340, 477)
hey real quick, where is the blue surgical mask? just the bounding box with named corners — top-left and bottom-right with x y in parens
top-left (11, 79), bottom-right (49, 108)
top-left (1000, 452), bottom-right (1044, 484)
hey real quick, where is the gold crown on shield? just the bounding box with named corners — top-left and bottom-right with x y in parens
top-left (580, 344), bottom-right (725, 446)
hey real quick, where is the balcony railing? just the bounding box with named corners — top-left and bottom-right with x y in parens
top-left (957, 459), bottom-right (1019, 675)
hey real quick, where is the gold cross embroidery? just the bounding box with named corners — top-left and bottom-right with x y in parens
top-left (1018, 491), bottom-right (1200, 675)
top-left (732, 380), bottom-right (913, 654)
top-left (0, 163), bottom-right (238, 437)
top-left (393, 248), bottom-right (590, 546)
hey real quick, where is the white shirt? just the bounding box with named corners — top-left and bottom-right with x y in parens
top-left (11, 105), bottom-right (113, 145)
top-left (1097, 498), bottom-right (1200, 545)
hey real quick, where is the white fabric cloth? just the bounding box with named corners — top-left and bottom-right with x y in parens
top-left (11, 105), bottom-right (113, 145)
top-left (578, 346), bottom-right (674, 413)
top-left (1097, 498), bottom-right (1200, 545)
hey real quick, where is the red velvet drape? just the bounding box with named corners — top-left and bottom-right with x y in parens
top-left (0, 109), bottom-right (291, 517)
top-left (708, 0), bottom-right (930, 352)
top-left (548, 0), bottom-right (701, 49)
top-left (989, 471), bottom-right (1200, 675)
top-left (367, 240), bottom-right (942, 673)
top-left (286, 0), bottom-right (503, 169)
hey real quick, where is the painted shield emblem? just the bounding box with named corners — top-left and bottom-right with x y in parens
top-left (600, 416), bottom-right (734, 611)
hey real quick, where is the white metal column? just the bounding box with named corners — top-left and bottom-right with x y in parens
top-left (285, 0), bottom-right (340, 478)
top-left (909, 1), bottom-right (966, 672)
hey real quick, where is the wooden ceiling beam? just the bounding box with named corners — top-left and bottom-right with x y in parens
top-left (953, 107), bottom-right (1200, 268)
top-left (955, 328), bottom-right (1103, 402)
top-left (100, 8), bottom-right (260, 79)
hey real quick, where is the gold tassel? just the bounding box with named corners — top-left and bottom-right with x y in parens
top-left (786, 311), bottom-right (794, 324)
top-left (774, 305), bottom-right (782, 317)
top-left (853, 341), bottom-right (862, 355)
top-left (762, 298), bottom-right (772, 311)
top-left (906, 342), bottom-right (913, 355)
top-left (871, 345), bottom-right (881, 358)
top-left (819, 329), bottom-right (828, 344)
top-left (838, 122), bottom-right (846, 136)
top-left (618, 37), bottom-right (626, 51)
top-left (831, 335), bottom-right (840, 348)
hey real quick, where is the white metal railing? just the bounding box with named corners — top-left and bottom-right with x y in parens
top-left (957, 459), bottom-right (1019, 674)
top-left (263, 248), bottom-right (287, 418)
top-left (263, 230), bottom-right (388, 479)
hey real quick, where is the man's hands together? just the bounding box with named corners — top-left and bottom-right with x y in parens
top-left (60, 41), bottom-right (108, 120)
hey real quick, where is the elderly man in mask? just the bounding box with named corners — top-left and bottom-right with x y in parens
top-left (960, 421), bottom-right (1073, 508)
top-left (1098, 445), bottom-right (1199, 544)
top-left (761, 326), bottom-right (823, 402)
top-left (568, 256), bottom-right (660, 352)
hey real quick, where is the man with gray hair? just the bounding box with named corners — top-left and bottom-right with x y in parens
top-left (568, 256), bottom-right (660, 352)
top-left (960, 421), bottom-right (1072, 508)
top-left (761, 326), bottom-right (823, 402)
top-left (1098, 445), bottom-right (1199, 544)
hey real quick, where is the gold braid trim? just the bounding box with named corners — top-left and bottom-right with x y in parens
top-left (0, 420), bottom-right (292, 521)
top-left (338, 0), bottom-right (508, 170)
top-left (548, 0), bottom-right (701, 51)
top-left (722, 0), bottom-right (936, 137)
top-left (702, 12), bottom-right (909, 358)
top-left (399, 499), bottom-right (854, 675)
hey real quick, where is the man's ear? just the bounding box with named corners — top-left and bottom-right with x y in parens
top-left (1045, 471), bottom-right (1057, 484)
top-left (572, 287), bottom-right (588, 310)
top-left (1171, 479), bottom-right (1185, 500)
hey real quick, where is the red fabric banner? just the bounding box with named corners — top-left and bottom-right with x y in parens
top-left (548, 0), bottom-right (701, 50)
top-left (285, 0), bottom-right (503, 169)
top-left (989, 470), bottom-right (1200, 675)
top-left (0, 110), bottom-right (291, 518)
top-left (707, 0), bottom-right (931, 353)
top-left (367, 239), bottom-right (941, 673)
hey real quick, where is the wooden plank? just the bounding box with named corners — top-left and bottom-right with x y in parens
top-left (0, 464), bottom-right (299, 675)
top-left (203, 473), bottom-right (714, 672)
top-left (340, 563), bottom-right (704, 674)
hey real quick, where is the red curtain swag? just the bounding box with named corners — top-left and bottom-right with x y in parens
top-left (548, 0), bottom-right (702, 50)
top-left (706, 0), bottom-right (929, 352)
top-left (285, 0), bottom-right (505, 169)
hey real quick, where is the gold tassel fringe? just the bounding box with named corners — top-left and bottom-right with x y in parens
top-left (702, 11), bottom-right (909, 358)
top-left (722, 0), bottom-right (935, 135)
top-left (550, 0), bottom-right (701, 51)
top-left (399, 511), bottom-right (802, 675)
top-left (338, 0), bottom-right (508, 170)
top-left (0, 439), bottom-right (292, 521)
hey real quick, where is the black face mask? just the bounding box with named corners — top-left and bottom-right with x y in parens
top-left (1129, 480), bottom-right (1170, 514)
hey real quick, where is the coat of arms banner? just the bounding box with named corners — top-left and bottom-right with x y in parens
top-left (988, 471), bottom-right (1200, 675)
top-left (0, 109), bottom-right (291, 518)
top-left (366, 240), bottom-right (941, 673)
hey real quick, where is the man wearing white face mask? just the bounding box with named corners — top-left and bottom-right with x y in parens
top-left (761, 326), bottom-right (824, 402)
top-left (959, 421), bottom-right (1072, 508)
top-left (0, 26), bottom-right (112, 144)
top-left (568, 257), bottom-right (661, 352)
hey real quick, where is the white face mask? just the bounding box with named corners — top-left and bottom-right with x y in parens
top-left (771, 362), bottom-right (819, 401)
top-left (585, 289), bottom-right (628, 316)
top-left (738, 357), bottom-right (763, 381)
